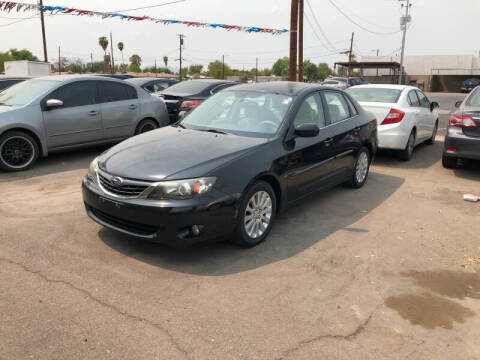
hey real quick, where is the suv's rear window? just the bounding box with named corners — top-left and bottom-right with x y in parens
top-left (347, 87), bottom-right (401, 103)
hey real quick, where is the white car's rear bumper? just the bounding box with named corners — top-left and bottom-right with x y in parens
top-left (377, 124), bottom-right (411, 150)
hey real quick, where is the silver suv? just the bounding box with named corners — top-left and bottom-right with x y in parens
top-left (0, 75), bottom-right (169, 171)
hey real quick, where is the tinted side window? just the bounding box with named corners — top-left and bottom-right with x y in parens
top-left (294, 93), bottom-right (325, 128)
top-left (324, 91), bottom-right (350, 123)
top-left (211, 84), bottom-right (234, 94)
top-left (99, 81), bottom-right (137, 102)
top-left (0, 80), bottom-right (20, 91)
top-left (345, 95), bottom-right (358, 116)
top-left (416, 91), bottom-right (430, 108)
top-left (408, 91), bottom-right (420, 107)
top-left (47, 81), bottom-right (96, 107)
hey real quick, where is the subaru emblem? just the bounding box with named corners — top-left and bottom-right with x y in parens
top-left (111, 176), bottom-right (124, 186)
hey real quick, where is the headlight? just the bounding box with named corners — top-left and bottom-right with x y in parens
top-left (147, 177), bottom-right (216, 200)
top-left (87, 156), bottom-right (99, 181)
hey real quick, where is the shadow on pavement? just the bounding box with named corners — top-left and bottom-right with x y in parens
top-left (373, 140), bottom-right (442, 170)
top-left (100, 171), bottom-right (404, 276)
top-left (453, 160), bottom-right (480, 181)
top-left (0, 146), bottom-right (110, 182)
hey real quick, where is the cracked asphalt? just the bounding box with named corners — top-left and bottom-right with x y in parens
top-left (1, 93), bottom-right (480, 359)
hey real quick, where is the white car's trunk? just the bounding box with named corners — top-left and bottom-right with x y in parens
top-left (358, 102), bottom-right (396, 124)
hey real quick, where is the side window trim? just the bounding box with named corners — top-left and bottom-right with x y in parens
top-left (322, 90), bottom-right (353, 125)
top-left (44, 80), bottom-right (98, 109)
top-left (408, 90), bottom-right (420, 107)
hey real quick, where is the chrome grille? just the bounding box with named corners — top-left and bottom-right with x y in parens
top-left (97, 170), bottom-right (151, 198)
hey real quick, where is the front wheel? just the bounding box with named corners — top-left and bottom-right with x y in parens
top-left (345, 147), bottom-right (370, 188)
top-left (0, 131), bottom-right (39, 172)
top-left (230, 181), bottom-right (276, 247)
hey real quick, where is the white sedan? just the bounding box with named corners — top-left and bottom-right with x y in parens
top-left (347, 84), bottom-right (439, 160)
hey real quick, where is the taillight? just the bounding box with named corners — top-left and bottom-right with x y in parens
top-left (381, 108), bottom-right (405, 125)
top-left (449, 115), bottom-right (477, 128)
top-left (180, 100), bottom-right (203, 111)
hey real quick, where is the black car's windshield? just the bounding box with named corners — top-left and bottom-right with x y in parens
top-left (180, 91), bottom-right (293, 136)
top-left (466, 89), bottom-right (480, 107)
top-left (347, 87), bottom-right (401, 103)
top-left (0, 79), bottom-right (60, 106)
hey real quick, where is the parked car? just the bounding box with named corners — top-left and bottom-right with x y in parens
top-left (126, 77), bottom-right (178, 93)
top-left (0, 76), bottom-right (30, 92)
top-left (82, 82), bottom-right (377, 247)
top-left (347, 77), bottom-right (368, 86)
top-left (321, 79), bottom-right (349, 90)
top-left (461, 78), bottom-right (480, 93)
top-left (442, 88), bottom-right (480, 168)
top-left (95, 74), bottom-right (134, 80)
top-left (347, 84), bottom-right (439, 160)
top-left (0, 75), bottom-right (169, 171)
top-left (155, 79), bottom-right (237, 122)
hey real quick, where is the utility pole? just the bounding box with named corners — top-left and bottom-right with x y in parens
top-left (348, 32), bottom-right (354, 77)
top-left (372, 49), bottom-right (380, 77)
top-left (177, 34), bottom-right (185, 80)
top-left (289, 0), bottom-right (298, 81)
top-left (298, 0), bottom-right (304, 82)
top-left (109, 32), bottom-right (115, 74)
top-left (154, 60), bottom-right (157, 77)
top-left (398, 0), bottom-right (412, 84)
top-left (90, 53), bottom-right (93, 73)
top-left (58, 46), bottom-right (61, 74)
top-left (222, 55), bottom-right (225, 79)
top-left (255, 58), bottom-right (258, 83)
top-left (38, 0), bottom-right (48, 62)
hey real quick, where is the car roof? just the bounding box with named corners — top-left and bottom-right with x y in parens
top-left (182, 79), bottom-right (236, 85)
top-left (0, 76), bottom-right (31, 80)
top-left (126, 77), bottom-right (176, 83)
top-left (34, 74), bottom-right (129, 84)
top-left (225, 81), bottom-right (321, 95)
top-left (348, 84), bottom-right (416, 91)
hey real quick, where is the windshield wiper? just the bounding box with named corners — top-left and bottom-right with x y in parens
top-left (198, 128), bottom-right (229, 135)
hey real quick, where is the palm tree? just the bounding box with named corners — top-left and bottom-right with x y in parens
top-left (117, 42), bottom-right (124, 68)
top-left (129, 54), bottom-right (142, 72)
top-left (163, 56), bottom-right (168, 68)
top-left (98, 36), bottom-right (109, 73)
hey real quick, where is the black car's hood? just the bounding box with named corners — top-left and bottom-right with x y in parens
top-left (99, 126), bottom-right (268, 181)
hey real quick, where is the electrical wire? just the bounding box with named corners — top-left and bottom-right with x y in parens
top-left (0, 14), bottom-right (37, 28)
top-left (114, 0), bottom-right (187, 13)
top-left (305, 0), bottom-right (338, 52)
top-left (326, 0), bottom-right (401, 35)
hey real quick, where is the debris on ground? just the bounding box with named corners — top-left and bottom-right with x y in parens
top-left (464, 254), bottom-right (480, 265)
top-left (463, 194), bottom-right (479, 202)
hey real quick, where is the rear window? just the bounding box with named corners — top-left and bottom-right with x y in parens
top-left (466, 89), bottom-right (480, 107)
top-left (164, 81), bottom-right (217, 94)
top-left (347, 87), bottom-right (401, 103)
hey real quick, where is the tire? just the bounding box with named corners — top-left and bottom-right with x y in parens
top-left (230, 181), bottom-right (277, 247)
top-left (135, 119), bottom-right (158, 135)
top-left (425, 121), bottom-right (438, 145)
top-left (442, 154), bottom-right (457, 169)
top-left (344, 147), bottom-right (370, 189)
top-left (397, 130), bottom-right (416, 161)
top-left (0, 131), bottom-right (39, 172)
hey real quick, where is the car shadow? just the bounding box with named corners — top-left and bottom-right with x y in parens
top-left (99, 171), bottom-right (404, 276)
top-left (0, 145), bottom-right (111, 182)
top-left (373, 140), bottom-right (442, 170)
top-left (453, 160), bottom-right (480, 181)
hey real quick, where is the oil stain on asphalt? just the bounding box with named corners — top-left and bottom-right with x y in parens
top-left (385, 270), bottom-right (480, 329)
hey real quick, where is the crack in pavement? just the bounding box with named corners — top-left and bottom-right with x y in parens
top-left (0, 257), bottom-right (192, 360)
top-left (275, 312), bottom-right (374, 360)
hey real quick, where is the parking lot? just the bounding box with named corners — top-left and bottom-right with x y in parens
top-left (1, 93), bottom-right (480, 359)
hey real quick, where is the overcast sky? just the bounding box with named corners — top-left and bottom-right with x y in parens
top-left (1, 0), bottom-right (479, 71)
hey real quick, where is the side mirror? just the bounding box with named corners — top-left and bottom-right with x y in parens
top-left (294, 123), bottom-right (320, 138)
top-left (454, 100), bottom-right (462, 108)
top-left (46, 99), bottom-right (63, 109)
top-left (430, 101), bottom-right (439, 111)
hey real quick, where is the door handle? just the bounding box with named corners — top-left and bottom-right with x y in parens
top-left (88, 110), bottom-right (97, 116)
top-left (324, 138), bottom-right (334, 146)
top-left (128, 105), bottom-right (137, 110)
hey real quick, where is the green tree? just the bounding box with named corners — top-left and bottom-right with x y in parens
top-left (98, 36), bottom-right (109, 73)
top-left (272, 57), bottom-right (289, 77)
top-left (188, 64), bottom-right (203, 75)
top-left (208, 60), bottom-right (231, 79)
top-left (163, 56), bottom-right (168, 68)
top-left (303, 60), bottom-right (318, 82)
top-left (128, 54), bottom-right (142, 72)
top-left (317, 62), bottom-right (333, 81)
top-left (117, 42), bottom-right (125, 69)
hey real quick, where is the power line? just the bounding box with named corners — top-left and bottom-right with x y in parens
top-left (326, 0), bottom-right (401, 35)
top-left (305, 0), bottom-right (337, 52)
top-left (115, 0), bottom-right (187, 13)
top-left (0, 14), bottom-right (37, 28)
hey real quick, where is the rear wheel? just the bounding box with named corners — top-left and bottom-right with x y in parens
top-left (230, 181), bottom-right (276, 247)
top-left (0, 131), bottom-right (39, 172)
top-left (425, 121), bottom-right (438, 145)
top-left (345, 147), bottom-right (370, 188)
top-left (135, 119), bottom-right (158, 135)
top-left (397, 131), bottom-right (415, 161)
top-left (442, 154), bottom-right (458, 169)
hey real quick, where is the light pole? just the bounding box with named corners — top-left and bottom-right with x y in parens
top-left (398, 0), bottom-right (412, 84)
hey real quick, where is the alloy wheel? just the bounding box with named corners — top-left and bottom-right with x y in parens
top-left (244, 190), bottom-right (273, 239)
top-left (0, 136), bottom-right (35, 169)
top-left (355, 151), bottom-right (369, 184)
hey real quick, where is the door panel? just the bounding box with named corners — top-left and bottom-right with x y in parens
top-left (99, 81), bottom-right (140, 139)
top-left (42, 81), bottom-right (102, 148)
top-left (416, 91), bottom-right (435, 139)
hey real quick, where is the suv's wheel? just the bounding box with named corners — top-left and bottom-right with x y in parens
top-left (398, 130), bottom-right (416, 161)
top-left (230, 181), bottom-right (276, 247)
top-left (135, 119), bottom-right (158, 135)
top-left (0, 131), bottom-right (39, 172)
top-left (345, 147), bottom-right (370, 188)
top-left (425, 121), bottom-right (438, 145)
top-left (442, 154), bottom-right (458, 169)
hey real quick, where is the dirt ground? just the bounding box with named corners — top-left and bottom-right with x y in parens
top-left (1, 93), bottom-right (480, 360)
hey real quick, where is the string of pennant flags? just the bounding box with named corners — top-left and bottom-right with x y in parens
top-left (0, 1), bottom-right (289, 35)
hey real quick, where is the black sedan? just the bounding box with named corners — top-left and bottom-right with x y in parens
top-left (443, 88), bottom-right (480, 168)
top-left (156, 79), bottom-right (237, 122)
top-left (82, 82), bottom-right (377, 247)
top-left (461, 78), bottom-right (480, 93)
top-left (126, 77), bottom-right (178, 93)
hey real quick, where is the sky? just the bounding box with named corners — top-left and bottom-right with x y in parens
top-left (1, 0), bottom-right (479, 72)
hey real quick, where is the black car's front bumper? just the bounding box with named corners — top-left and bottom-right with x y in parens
top-left (443, 128), bottom-right (480, 161)
top-left (82, 177), bottom-right (238, 247)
